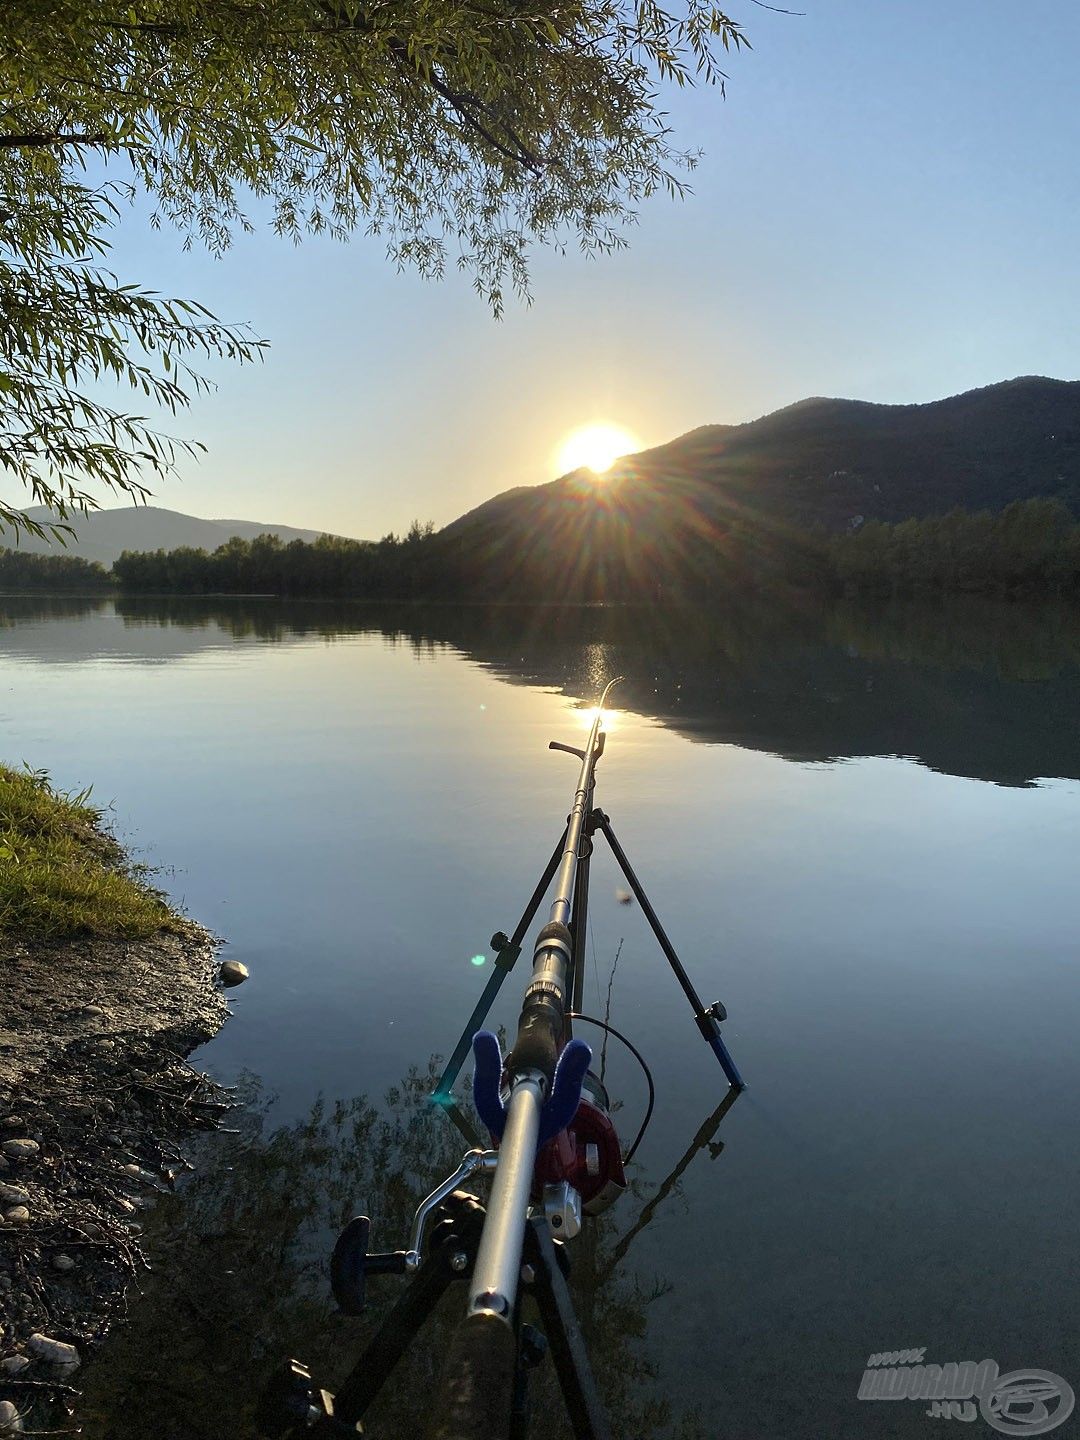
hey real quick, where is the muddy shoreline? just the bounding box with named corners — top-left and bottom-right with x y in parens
top-left (0, 924), bottom-right (229, 1430)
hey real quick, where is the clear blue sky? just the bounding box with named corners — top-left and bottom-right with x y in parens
top-left (101, 0), bottom-right (1080, 538)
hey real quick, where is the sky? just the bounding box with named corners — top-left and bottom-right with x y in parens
top-left (93, 0), bottom-right (1080, 538)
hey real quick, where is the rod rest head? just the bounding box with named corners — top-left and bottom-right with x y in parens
top-left (472, 1031), bottom-right (591, 1144)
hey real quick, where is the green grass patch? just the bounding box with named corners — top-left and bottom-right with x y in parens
top-left (0, 764), bottom-right (176, 941)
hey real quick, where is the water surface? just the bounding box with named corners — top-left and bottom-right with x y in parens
top-left (2, 596), bottom-right (1077, 1437)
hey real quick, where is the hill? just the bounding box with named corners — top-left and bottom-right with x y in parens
top-left (437, 377), bottom-right (1080, 599)
top-left (1, 506), bottom-right (343, 567)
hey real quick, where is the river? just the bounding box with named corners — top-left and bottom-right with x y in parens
top-left (2, 594), bottom-right (1077, 1438)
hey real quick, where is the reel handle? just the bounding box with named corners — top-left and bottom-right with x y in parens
top-left (330, 1215), bottom-right (407, 1315)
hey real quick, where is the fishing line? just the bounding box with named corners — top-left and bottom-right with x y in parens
top-left (566, 1011), bottom-right (655, 1164)
top-left (588, 911), bottom-right (603, 1010)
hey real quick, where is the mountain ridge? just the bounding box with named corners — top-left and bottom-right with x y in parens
top-left (3, 377), bottom-right (1078, 572)
top-left (433, 376), bottom-right (1080, 600)
top-left (1, 506), bottom-right (349, 567)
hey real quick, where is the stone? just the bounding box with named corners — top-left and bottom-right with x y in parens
top-left (0, 1140), bottom-right (39, 1161)
top-left (2, 1207), bottom-right (29, 1224)
top-left (0, 1354), bottom-right (29, 1375)
top-left (0, 1184), bottom-right (29, 1206)
top-left (0, 1117), bottom-right (25, 1129)
top-left (27, 1334), bottom-right (80, 1370)
top-left (218, 959), bottom-right (249, 987)
top-left (0, 1398), bottom-right (22, 1434)
top-left (121, 1163), bottom-right (156, 1182)
top-left (51, 1254), bottom-right (75, 1273)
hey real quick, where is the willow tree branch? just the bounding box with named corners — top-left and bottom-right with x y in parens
top-left (0, 132), bottom-right (110, 149)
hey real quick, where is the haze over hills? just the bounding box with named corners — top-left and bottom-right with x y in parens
top-left (0, 506), bottom-right (345, 568)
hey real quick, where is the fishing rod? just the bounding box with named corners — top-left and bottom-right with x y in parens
top-left (257, 682), bottom-right (745, 1440)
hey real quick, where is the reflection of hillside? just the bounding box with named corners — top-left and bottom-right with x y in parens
top-left (4, 595), bottom-right (1079, 786)
top-left (78, 1062), bottom-right (712, 1440)
top-left (115, 596), bottom-right (1080, 787)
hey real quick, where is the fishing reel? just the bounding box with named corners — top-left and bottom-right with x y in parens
top-left (533, 1069), bottom-right (627, 1228)
top-left (472, 1030), bottom-right (626, 1237)
top-left (328, 1030), bottom-right (624, 1317)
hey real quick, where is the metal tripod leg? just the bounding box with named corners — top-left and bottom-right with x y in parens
top-left (522, 1218), bottom-right (611, 1440)
top-left (433, 826), bottom-right (568, 1102)
top-left (566, 830), bottom-right (593, 1036)
top-left (330, 1247), bottom-right (460, 1424)
top-left (595, 812), bottom-right (745, 1091)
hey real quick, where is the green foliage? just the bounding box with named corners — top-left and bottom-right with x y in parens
top-left (0, 158), bottom-right (265, 538)
top-left (0, 547), bottom-right (114, 590)
top-left (829, 499), bottom-right (1080, 597)
top-left (0, 763), bottom-right (173, 939)
top-left (111, 498), bottom-right (1080, 602)
top-left (1, 0), bottom-right (750, 535)
top-left (112, 525), bottom-right (441, 597)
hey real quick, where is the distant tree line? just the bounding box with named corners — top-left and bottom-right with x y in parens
top-left (828, 499), bottom-right (1080, 596)
top-left (111, 525), bottom-right (437, 598)
top-left (0, 549), bottom-right (113, 591)
top-left (7, 499), bottom-right (1080, 601)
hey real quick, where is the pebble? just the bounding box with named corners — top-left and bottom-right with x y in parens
top-left (121, 1163), bottom-right (156, 1183)
top-left (0, 1117), bottom-right (25, 1129)
top-left (27, 1333), bottom-right (80, 1370)
top-left (2, 1207), bottom-right (29, 1224)
top-left (219, 959), bottom-right (249, 987)
top-left (0, 1398), bottom-right (22, 1434)
top-left (0, 1355), bottom-right (28, 1375)
top-left (0, 1184), bottom-right (29, 1206)
top-left (0, 1140), bottom-right (39, 1161)
top-left (51, 1254), bottom-right (75, 1273)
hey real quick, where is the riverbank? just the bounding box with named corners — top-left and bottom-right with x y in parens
top-left (0, 768), bottom-right (229, 1427)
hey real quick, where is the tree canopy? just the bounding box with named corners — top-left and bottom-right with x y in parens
top-left (1, 0), bottom-right (750, 537)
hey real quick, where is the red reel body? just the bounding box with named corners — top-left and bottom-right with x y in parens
top-left (532, 1071), bottom-right (627, 1215)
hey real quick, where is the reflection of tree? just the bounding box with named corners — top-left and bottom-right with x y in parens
top-left (0, 595), bottom-right (106, 626)
top-left (79, 1061), bottom-right (713, 1440)
top-left (110, 593), bottom-right (1080, 786)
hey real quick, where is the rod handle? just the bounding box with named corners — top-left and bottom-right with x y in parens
top-left (424, 1309), bottom-right (516, 1440)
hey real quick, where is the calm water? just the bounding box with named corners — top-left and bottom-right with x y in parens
top-left (2, 595), bottom-right (1078, 1438)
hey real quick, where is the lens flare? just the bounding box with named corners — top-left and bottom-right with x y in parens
top-left (470, 954), bottom-right (487, 967)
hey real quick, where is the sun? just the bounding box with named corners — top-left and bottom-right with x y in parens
top-left (555, 422), bottom-right (641, 478)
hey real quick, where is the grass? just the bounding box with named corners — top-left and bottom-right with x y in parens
top-left (0, 764), bottom-right (176, 941)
